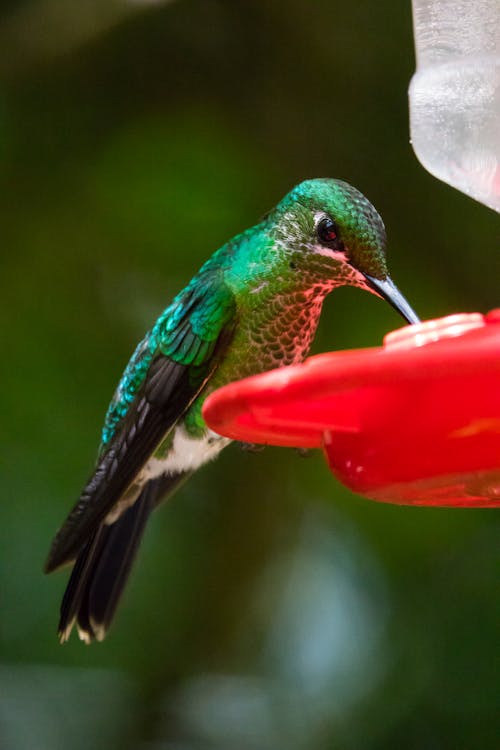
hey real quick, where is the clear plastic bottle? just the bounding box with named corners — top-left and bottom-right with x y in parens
top-left (409, 0), bottom-right (500, 212)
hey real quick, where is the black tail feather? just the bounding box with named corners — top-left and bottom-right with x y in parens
top-left (58, 473), bottom-right (188, 643)
top-left (81, 495), bottom-right (152, 638)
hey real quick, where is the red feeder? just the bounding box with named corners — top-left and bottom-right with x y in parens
top-left (203, 311), bottom-right (500, 508)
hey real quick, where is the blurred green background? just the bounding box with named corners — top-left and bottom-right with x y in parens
top-left (0, 1), bottom-right (498, 748)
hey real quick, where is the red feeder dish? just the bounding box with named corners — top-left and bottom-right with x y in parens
top-left (203, 311), bottom-right (500, 508)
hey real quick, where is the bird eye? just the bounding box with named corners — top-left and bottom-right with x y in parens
top-left (317, 217), bottom-right (339, 245)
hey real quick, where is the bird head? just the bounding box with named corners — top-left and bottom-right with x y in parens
top-left (268, 178), bottom-right (419, 324)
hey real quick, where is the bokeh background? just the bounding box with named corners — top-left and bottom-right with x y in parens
top-left (0, 1), bottom-right (498, 748)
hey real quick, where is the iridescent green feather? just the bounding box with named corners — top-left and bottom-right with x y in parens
top-left (100, 258), bottom-right (236, 450)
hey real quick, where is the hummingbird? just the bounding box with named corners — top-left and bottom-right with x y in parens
top-left (45, 178), bottom-right (419, 643)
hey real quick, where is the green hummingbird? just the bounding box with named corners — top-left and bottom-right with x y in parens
top-left (45, 178), bottom-right (419, 643)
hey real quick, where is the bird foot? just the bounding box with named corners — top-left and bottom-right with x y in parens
top-left (239, 442), bottom-right (266, 453)
top-left (295, 447), bottom-right (312, 458)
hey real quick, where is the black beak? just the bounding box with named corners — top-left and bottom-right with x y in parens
top-left (364, 274), bottom-right (420, 325)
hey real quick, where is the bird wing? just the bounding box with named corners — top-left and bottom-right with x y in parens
top-left (45, 272), bottom-right (236, 572)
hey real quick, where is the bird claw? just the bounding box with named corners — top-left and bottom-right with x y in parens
top-left (240, 442), bottom-right (266, 453)
top-left (295, 447), bottom-right (312, 458)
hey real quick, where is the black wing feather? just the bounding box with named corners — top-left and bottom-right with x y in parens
top-left (46, 358), bottom-right (207, 573)
top-left (46, 271), bottom-right (236, 574)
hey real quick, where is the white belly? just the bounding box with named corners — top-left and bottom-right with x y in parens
top-left (143, 425), bottom-right (231, 480)
top-left (104, 426), bottom-right (230, 524)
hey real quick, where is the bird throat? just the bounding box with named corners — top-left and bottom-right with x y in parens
top-left (216, 284), bottom-right (330, 382)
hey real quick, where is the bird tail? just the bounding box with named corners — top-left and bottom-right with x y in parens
top-left (57, 473), bottom-right (188, 643)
